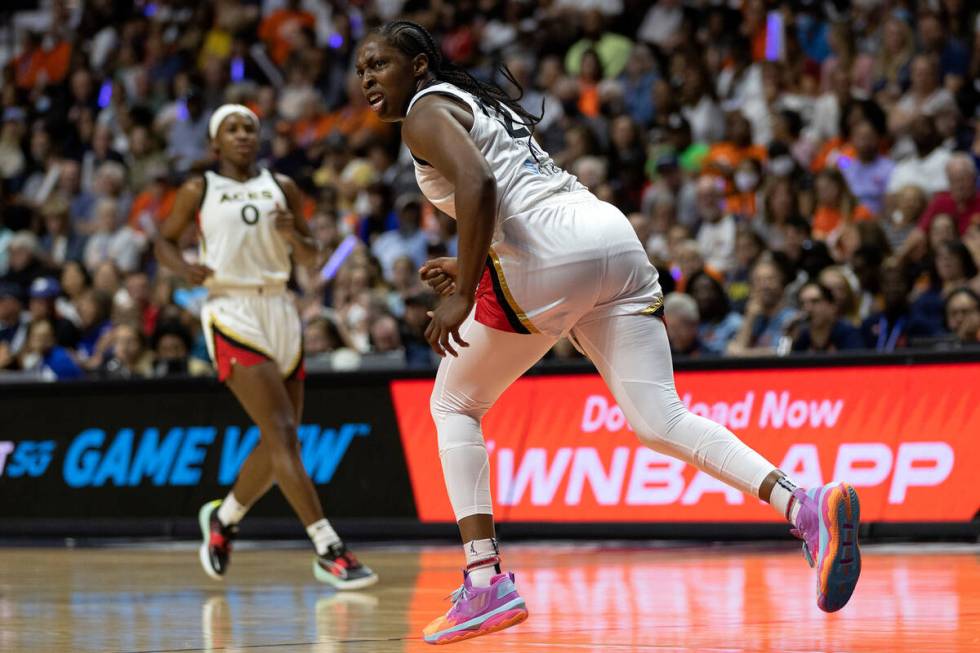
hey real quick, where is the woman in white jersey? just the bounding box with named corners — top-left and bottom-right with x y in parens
top-left (356, 21), bottom-right (861, 644)
top-left (154, 104), bottom-right (376, 590)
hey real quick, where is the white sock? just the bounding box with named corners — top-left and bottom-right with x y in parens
top-left (464, 537), bottom-right (500, 588)
top-left (769, 474), bottom-right (802, 524)
top-left (307, 519), bottom-right (341, 556)
top-left (216, 493), bottom-right (248, 527)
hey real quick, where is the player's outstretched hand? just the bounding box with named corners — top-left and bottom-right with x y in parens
top-left (420, 257), bottom-right (458, 296)
top-left (425, 293), bottom-right (472, 357)
top-left (183, 263), bottom-right (215, 286)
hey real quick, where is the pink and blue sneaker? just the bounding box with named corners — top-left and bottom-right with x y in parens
top-left (423, 571), bottom-right (528, 645)
top-left (791, 482), bottom-right (862, 612)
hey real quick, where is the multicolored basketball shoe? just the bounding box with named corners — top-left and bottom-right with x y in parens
top-left (198, 499), bottom-right (237, 580)
top-left (791, 482), bottom-right (862, 612)
top-left (423, 571), bottom-right (528, 645)
top-left (313, 543), bottom-right (379, 590)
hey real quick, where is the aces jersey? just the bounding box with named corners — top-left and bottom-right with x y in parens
top-left (406, 82), bottom-right (584, 227)
top-left (198, 168), bottom-right (291, 289)
top-left (404, 82), bottom-right (662, 337)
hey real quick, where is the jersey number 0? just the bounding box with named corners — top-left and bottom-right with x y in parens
top-left (241, 204), bottom-right (260, 225)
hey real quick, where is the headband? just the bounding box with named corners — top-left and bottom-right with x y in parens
top-left (208, 104), bottom-right (259, 140)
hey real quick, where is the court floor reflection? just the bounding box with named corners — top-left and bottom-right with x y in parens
top-left (0, 542), bottom-right (976, 652)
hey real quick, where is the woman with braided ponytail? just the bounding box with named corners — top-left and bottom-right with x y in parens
top-left (356, 21), bottom-right (862, 645)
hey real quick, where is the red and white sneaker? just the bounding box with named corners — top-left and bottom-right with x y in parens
top-left (313, 543), bottom-right (379, 590)
top-left (198, 500), bottom-right (237, 580)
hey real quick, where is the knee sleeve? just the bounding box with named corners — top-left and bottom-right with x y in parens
top-left (621, 379), bottom-right (773, 496)
top-left (572, 314), bottom-right (775, 498)
top-left (430, 388), bottom-right (494, 521)
top-left (619, 379), bottom-right (688, 447)
top-left (425, 316), bottom-right (555, 521)
top-left (431, 386), bottom-right (491, 453)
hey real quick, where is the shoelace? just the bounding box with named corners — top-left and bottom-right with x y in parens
top-left (341, 550), bottom-right (361, 568)
top-left (789, 490), bottom-right (817, 539)
top-left (446, 584), bottom-right (470, 604)
top-left (324, 547), bottom-right (361, 570)
top-left (788, 490), bottom-right (818, 567)
top-left (441, 584), bottom-right (471, 620)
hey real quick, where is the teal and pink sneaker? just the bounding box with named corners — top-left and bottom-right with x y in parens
top-left (791, 482), bottom-right (862, 612)
top-left (423, 571), bottom-right (528, 645)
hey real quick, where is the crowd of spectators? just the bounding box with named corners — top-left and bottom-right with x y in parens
top-left (2, 0), bottom-right (980, 381)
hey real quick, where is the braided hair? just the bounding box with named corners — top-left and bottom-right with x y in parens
top-left (377, 20), bottom-right (543, 136)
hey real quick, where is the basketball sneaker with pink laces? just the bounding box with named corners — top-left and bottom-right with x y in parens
top-left (423, 571), bottom-right (528, 645)
top-left (791, 482), bottom-right (862, 612)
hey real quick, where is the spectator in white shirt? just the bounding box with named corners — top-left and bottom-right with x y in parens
top-left (83, 198), bottom-right (146, 274)
top-left (694, 175), bottom-right (736, 275)
top-left (371, 194), bottom-right (428, 280)
top-left (889, 54), bottom-right (956, 135)
top-left (886, 114), bottom-right (951, 196)
top-left (680, 65), bottom-right (724, 144)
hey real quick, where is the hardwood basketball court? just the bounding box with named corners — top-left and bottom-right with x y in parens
top-left (1, 542), bottom-right (977, 652)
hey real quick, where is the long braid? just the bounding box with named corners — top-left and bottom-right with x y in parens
top-left (378, 21), bottom-right (542, 132)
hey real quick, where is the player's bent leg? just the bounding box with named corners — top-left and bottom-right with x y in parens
top-left (571, 315), bottom-right (775, 495)
top-left (426, 314), bottom-right (551, 643)
top-left (430, 313), bottom-right (555, 525)
top-left (225, 362), bottom-right (323, 525)
top-left (197, 370), bottom-right (301, 580)
top-left (570, 314), bottom-right (862, 612)
top-left (226, 361), bottom-right (377, 589)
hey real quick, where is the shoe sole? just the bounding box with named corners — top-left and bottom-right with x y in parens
top-left (312, 558), bottom-right (379, 591)
top-left (816, 483), bottom-right (861, 612)
top-left (198, 500), bottom-right (223, 581)
top-left (425, 600), bottom-right (528, 645)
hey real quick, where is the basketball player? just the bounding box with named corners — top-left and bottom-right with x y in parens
top-left (154, 104), bottom-right (377, 590)
top-left (355, 22), bottom-right (861, 644)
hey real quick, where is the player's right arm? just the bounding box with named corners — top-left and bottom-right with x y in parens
top-left (154, 177), bottom-right (214, 285)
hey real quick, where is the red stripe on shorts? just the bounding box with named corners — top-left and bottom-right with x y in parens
top-left (286, 356), bottom-right (306, 382)
top-left (212, 328), bottom-right (270, 382)
top-left (475, 264), bottom-right (524, 334)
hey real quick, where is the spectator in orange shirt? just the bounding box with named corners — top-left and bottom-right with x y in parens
top-left (811, 99), bottom-right (887, 173)
top-left (577, 49), bottom-right (603, 118)
top-left (14, 32), bottom-right (44, 90)
top-left (258, 0), bottom-right (317, 66)
top-left (317, 74), bottom-right (392, 152)
top-left (743, 0), bottom-right (769, 62)
top-left (292, 93), bottom-right (333, 149)
top-left (812, 168), bottom-right (873, 241)
top-left (128, 167), bottom-right (176, 233)
top-left (14, 31), bottom-right (70, 90)
top-left (727, 158), bottom-right (764, 219)
top-left (704, 112), bottom-right (766, 184)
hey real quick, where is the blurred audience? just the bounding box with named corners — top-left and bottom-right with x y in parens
top-left (2, 0), bottom-right (980, 381)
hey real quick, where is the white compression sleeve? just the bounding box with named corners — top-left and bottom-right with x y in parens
top-left (430, 314), bottom-right (556, 522)
top-left (571, 314), bottom-right (779, 497)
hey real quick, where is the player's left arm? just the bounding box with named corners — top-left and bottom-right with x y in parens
top-left (402, 96), bottom-right (496, 356)
top-left (403, 96), bottom-right (495, 301)
top-left (273, 173), bottom-right (320, 268)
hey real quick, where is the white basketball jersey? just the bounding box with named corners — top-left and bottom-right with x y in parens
top-left (198, 168), bottom-right (291, 289)
top-left (407, 82), bottom-right (584, 223)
